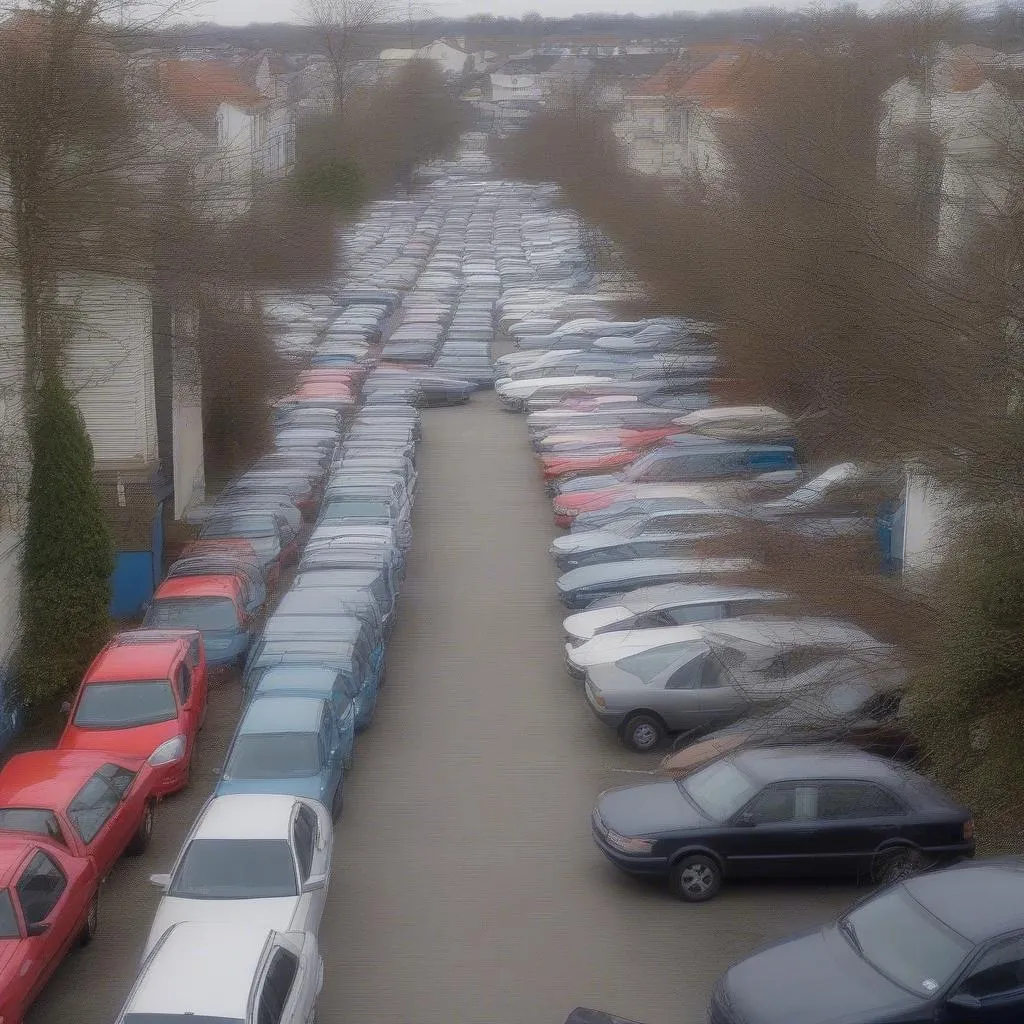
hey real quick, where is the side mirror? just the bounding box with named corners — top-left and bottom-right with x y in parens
top-left (946, 993), bottom-right (981, 1013)
top-left (735, 812), bottom-right (756, 828)
top-left (26, 921), bottom-right (50, 937)
top-left (59, 701), bottom-right (71, 718)
top-left (149, 873), bottom-right (171, 890)
top-left (301, 874), bottom-right (328, 893)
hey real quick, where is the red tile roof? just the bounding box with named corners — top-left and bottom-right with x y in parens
top-left (158, 60), bottom-right (267, 121)
top-left (676, 52), bottom-right (745, 109)
top-left (948, 55), bottom-right (986, 92)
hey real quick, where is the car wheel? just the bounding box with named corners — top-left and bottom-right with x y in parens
top-left (670, 855), bottom-right (722, 902)
top-left (621, 713), bottom-right (666, 752)
top-left (126, 802), bottom-right (155, 856)
top-left (80, 896), bottom-right (99, 946)
top-left (872, 846), bottom-right (927, 886)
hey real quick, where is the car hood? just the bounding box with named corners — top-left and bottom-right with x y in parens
top-left (572, 628), bottom-right (699, 669)
top-left (551, 531), bottom-right (625, 555)
top-left (721, 925), bottom-right (917, 1024)
top-left (564, 606), bottom-right (628, 642)
top-left (60, 719), bottom-right (180, 760)
top-left (144, 895), bottom-right (301, 959)
top-left (597, 781), bottom-right (707, 835)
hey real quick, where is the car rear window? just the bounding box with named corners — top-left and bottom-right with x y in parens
top-left (73, 680), bottom-right (177, 729)
top-left (0, 808), bottom-right (64, 844)
top-left (224, 733), bottom-right (320, 779)
top-left (169, 838), bottom-right (297, 899)
top-left (201, 515), bottom-right (277, 538)
top-left (146, 597), bottom-right (240, 631)
top-left (323, 501), bottom-right (392, 519)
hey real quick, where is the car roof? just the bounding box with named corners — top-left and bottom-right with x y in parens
top-left (700, 615), bottom-right (882, 651)
top-left (86, 639), bottom-right (182, 682)
top-left (731, 745), bottom-right (900, 786)
top-left (900, 858), bottom-right (1024, 943)
top-left (618, 584), bottom-right (784, 613)
top-left (194, 793), bottom-right (299, 840)
top-left (129, 922), bottom-right (272, 1018)
top-left (561, 558), bottom-right (753, 586)
top-left (240, 695), bottom-right (326, 734)
top-left (154, 575), bottom-right (242, 601)
top-left (0, 750), bottom-right (140, 808)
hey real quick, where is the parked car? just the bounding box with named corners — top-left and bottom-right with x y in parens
top-left (593, 746), bottom-right (974, 901)
top-left (58, 629), bottom-right (208, 796)
top-left (0, 750), bottom-right (157, 880)
top-left (709, 857), bottom-right (1023, 1024)
top-left (563, 584), bottom-right (786, 648)
top-left (142, 575), bottom-right (253, 669)
top-left (0, 835), bottom-right (100, 1024)
top-left (556, 557), bottom-right (755, 610)
top-left (117, 921), bottom-right (322, 1024)
top-left (144, 793), bottom-right (333, 957)
top-left (215, 695), bottom-right (347, 818)
top-left (658, 679), bottom-right (917, 778)
top-left (583, 616), bottom-right (901, 751)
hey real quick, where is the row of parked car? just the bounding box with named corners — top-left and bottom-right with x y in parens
top-left (492, 230), bottom-right (1024, 1024)
top-left (0, 178), bottom-right (494, 1022)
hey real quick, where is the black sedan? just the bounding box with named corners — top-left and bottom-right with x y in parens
top-left (592, 746), bottom-right (973, 901)
top-left (710, 857), bottom-right (1024, 1024)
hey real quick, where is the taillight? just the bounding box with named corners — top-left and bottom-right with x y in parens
top-left (963, 819), bottom-right (975, 841)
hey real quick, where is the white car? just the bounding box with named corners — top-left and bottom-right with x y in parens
top-left (563, 584), bottom-right (787, 650)
top-left (672, 405), bottom-right (796, 442)
top-left (496, 375), bottom-right (615, 409)
top-left (143, 794), bottom-right (333, 959)
top-left (118, 921), bottom-right (322, 1024)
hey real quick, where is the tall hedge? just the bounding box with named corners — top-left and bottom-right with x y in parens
top-left (19, 374), bottom-right (114, 711)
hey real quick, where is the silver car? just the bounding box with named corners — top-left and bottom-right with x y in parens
top-left (584, 616), bottom-right (904, 752)
top-left (118, 921), bottom-right (322, 1024)
top-left (143, 794), bottom-right (333, 958)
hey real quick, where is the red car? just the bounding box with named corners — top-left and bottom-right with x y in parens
top-left (553, 484), bottom-right (643, 527)
top-left (541, 429), bottom-right (686, 482)
top-left (58, 630), bottom-right (208, 797)
top-left (0, 750), bottom-right (157, 879)
top-left (0, 834), bottom-right (99, 1024)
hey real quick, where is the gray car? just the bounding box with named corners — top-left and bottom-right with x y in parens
top-left (583, 617), bottom-right (903, 752)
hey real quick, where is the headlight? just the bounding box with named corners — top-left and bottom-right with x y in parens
top-left (149, 735), bottom-right (186, 766)
top-left (605, 830), bottom-right (654, 855)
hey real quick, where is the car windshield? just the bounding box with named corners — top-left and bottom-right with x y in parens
top-left (202, 515), bottom-right (276, 538)
top-left (73, 681), bottom-right (177, 729)
top-left (842, 888), bottom-right (974, 995)
top-left (147, 597), bottom-right (240, 631)
top-left (680, 759), bottom-right (758, 821)
top-left (0, 891), bottom-right (18, 938)
top-left (0, 808), bottom-right (63, 843)
top-left (169, 838), bottom-right (297, 899)
top-left (224, 733), bottom-right (320, 778)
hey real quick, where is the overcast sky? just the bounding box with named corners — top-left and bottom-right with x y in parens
top-left (199, 0), bottom-right (887, 28)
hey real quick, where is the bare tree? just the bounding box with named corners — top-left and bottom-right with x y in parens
top-left (301, 0), bottom-right (395, 122)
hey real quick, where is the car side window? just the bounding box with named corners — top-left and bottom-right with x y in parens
top-left (727, 600), bottom-right (777, 618)
top-left (664, 655), bottom-right (704, 690)
top-left (669, 603), bottom-right (725, 625)
top-left (960, 934), bottom-right (1024, 998)
top-left (292, 806), bottom-right (317, 881)
top-left (177, 662), bottom-right (192, 704)
top-left (188, 638), bottom-right (202, 670)
top-left (817, 783), bottom-right (904, 820)
top-left (743, 785), bottom-right (818, 824)
top-left (634, 610), bottom-right (677, 630)
top-left (67, 774), bottom-right (122, 844)
top-left (257, 947), bottom-right (300, 1024)
top-left (17, 851), bottom-right (67, 925)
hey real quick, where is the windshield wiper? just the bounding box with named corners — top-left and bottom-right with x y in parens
top-left (839, 917), bottom-right (862, 955)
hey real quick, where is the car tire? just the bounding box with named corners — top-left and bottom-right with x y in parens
top-left (126, 802), bottom-right (155, 856)
top-left (872, 845), bottom-right (927, 886)
top-left (621, 713), bottom-right (667, 752)
top-left (670, 854), bottom-right (722, 902)
top-left (80, 896), bottom-right (99, 946)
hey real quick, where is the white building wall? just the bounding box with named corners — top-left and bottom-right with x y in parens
top-left (60, 273), bottom-right (158, 467)
top-left (171, 327), bottom-right (204, 519)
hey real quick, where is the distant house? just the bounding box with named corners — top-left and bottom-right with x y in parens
top-left (415, 38), bottom-right (471, 77)
top-left (490, 54), bottom-right (558, 102)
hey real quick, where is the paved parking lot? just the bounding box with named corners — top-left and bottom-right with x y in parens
top-left (29, 393), bottom-right (854, 1024)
